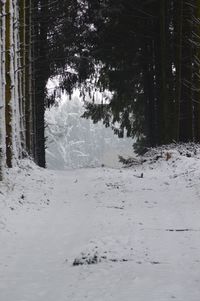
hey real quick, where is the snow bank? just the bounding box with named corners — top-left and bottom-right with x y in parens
top-left (0, 159), bottom-right (53, 231)
top-left (1, 144), bottom-right (200, 301)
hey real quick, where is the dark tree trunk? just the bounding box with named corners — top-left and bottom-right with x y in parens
top-left (179, 0), bottom-right (194, 142)
top-left (33, 0), bottom-right (49, 167)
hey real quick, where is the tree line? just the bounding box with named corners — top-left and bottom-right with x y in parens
top-left (0, 0), bottom-right (65, 179)
top-left (0, 0), bottom-right (78, 180)
top-left (79, 0), bottom-right (200, 153)
top-left (0, 0), bottom-right (45, 179)
top-left (1, 0), bottom-right (200, 180)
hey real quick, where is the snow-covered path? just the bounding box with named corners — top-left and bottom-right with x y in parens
top-left (0, 156), bottom-right (200, 301)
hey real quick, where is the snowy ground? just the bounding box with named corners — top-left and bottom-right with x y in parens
top-left (0, 147), bottom-right (200, 301)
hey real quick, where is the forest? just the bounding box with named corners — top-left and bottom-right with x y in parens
top-left (1, 0), bottom-right (200, 179)
top-left (1, 2), bottom-right (200, 299)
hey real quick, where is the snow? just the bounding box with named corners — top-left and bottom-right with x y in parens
top-left (45, 93), bottom-right (133, 169)
top-left (0, 147), bottom-right (200, 301)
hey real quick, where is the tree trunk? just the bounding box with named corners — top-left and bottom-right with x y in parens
top-left (0, 0), bottom-right (6, 180)
top-left (194, 0), bottom-right (200, 141)
top-left (179, 0), bottom-right (194, 142)
top-left (34, 0), bottom-right (49, 167)
top-left (5, 0), bottom-right (13, 168)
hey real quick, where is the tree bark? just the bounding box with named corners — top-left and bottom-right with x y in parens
top-left (5, 0), bottom-right (13, 168)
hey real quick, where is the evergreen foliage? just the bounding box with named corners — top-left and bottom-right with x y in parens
top-left (1, 0), bottom-right (200, 179)
top-left (63, 0), bottom-right (200, 153)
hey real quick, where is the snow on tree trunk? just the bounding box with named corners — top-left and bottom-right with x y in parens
top-left (0, 0), bottom-right (6, 180)
top-left (5, 0), bottom-right (22, 168)
top-left (5, 0), bottom-right (13, 168)
top-left (0, 0), bottom-right (36, 179)
top-left (19, 0), bottom-right (26, 154)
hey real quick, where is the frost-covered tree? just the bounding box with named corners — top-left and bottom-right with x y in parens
top-left (0, 0), bottom-right (43, 179)
top-left (45, 93), bottom-right (133, 169)
top-left (2, 0), bottom-right (26, 170)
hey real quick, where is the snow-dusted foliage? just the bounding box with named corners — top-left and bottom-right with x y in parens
top-left (45, 94), bottom-right (133, 169)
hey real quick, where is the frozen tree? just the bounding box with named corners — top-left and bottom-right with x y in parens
top-left (45, 93), bottom-right (133, 169)
top-left (0, 0), bottom-right (48, 180)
